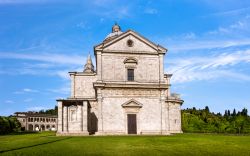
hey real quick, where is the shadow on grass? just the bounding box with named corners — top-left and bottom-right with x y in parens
top-left (0, 137), bottom-right (72, 154)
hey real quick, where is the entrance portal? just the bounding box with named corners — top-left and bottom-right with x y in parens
top-left (127, 114), bottom-right (137, 134)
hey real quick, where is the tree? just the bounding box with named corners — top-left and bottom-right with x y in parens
top-left (232, 109), bottom-right (236, 117)
top-left (241, 108), bottom-right (248, 116)
top-left (235, 116), bottom-right (246, 134)
top-left (37, 105), bottom-right (58, 115)
top-left (205, 106), bottom-right (210, 113)
top-left (182, 107), bottom-right (250, 134)
top-left (224, 110), bottom-right (228, 117)
top-left (0, 116), bottom-right (21, 134)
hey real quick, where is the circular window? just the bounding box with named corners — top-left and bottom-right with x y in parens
top-left (127, 39), bottom-right (134, 47)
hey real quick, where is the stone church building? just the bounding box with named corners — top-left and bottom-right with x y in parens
top-left (56, 24), bottom-right (183, 136)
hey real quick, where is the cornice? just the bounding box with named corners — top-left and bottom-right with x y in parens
top-left (93, 82), bottom-right (169, 89)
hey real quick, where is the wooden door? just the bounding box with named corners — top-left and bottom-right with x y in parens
top-left (127, 114), bottom-right (137, 134)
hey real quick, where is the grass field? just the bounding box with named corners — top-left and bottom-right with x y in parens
top-left (0, 132), bottom-right (250, 156)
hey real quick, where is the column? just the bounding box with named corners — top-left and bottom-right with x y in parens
top-left (81, 101), bottom-right (88, 134)
top-left (96, 51), bottom-right (102, 81)
top-left (63, 105), bottom-right (68, 132)
top-left (57, 101), bottom-right (63, 133)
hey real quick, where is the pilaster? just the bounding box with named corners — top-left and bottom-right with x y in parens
top-left (96, 88), bottom-right (103, 135)
top-left (63, 105), bottom-right (68, 132)
top-left (82, 101), bottom-right (88, 133)
top-left (160, 90), bottom-right (169, 135)
top-left (96, 51), bottom-right (102, 81)
top-left (57, 101), bottom-right (63, 133)
top-left (159, 54), bottom-right (164, 83)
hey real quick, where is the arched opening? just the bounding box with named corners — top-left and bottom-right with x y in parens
top-left (28, 124), bottom-right (33, 131)
top-left (51, 125), bottom-right (56, 131)
top-left (41, 125), bottom-right (45, 131)
top-left (46, 125), bottom-right (50, 131)
top-left (35, 125), bottom-right (39, 131)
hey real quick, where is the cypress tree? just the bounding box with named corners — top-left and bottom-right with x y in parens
top-left (232, 109), bottom-right (236, 117)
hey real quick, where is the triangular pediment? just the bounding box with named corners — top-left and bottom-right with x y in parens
top-left (121, 99), bottom-right (143, 108)
top-left (95, 30), bottom-right (167, 54)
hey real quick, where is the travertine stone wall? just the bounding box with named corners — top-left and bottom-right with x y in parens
top-left (101, 53), bottom-right (160, 82)
top-left (104, 35), bottom-right (157, 53)
top-left (102, 88), bottom-right (160, 97)
top-left (57, 101), bottom-right (63, 132)
top-left (101, 88), bottom-right (163, 134)
top-left (67, 105), bottom-right (81, 132)
top-left (88, 101), bottom-right (98, 133)
top-left (71, 75), bottom-right (97, 98)
top-left (168, 103), bottom-right (182, 133)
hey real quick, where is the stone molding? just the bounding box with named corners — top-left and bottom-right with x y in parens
top-left (93, 82), bottom-right (169, 89)
top-left (94, 30), bottom-right (167, 54)
top-left (121, 99), bottom-right (143, 108)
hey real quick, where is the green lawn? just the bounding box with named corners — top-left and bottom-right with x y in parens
top-left (0, 132), bottom-right (250, 156)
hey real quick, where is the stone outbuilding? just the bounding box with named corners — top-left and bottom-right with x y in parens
top-left (14, 112), bottom-right (57, 131)
top-left (57, 24), bottom-right (184, 136)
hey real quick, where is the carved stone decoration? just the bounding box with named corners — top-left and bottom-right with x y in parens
top-left (127, 39), bottom-right (134, 47)
top-left (124, 57), bottom-right (138, 69)
top-left (68, 105), bottom-right (78, 122)
top-left (122, 99), bottom-right (142, 113)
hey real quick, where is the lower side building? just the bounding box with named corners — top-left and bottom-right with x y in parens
top-left (14, 112), bottom-right (57, 131)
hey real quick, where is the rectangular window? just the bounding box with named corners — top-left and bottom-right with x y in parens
top-left (127, 69), bottom-right (134, 81)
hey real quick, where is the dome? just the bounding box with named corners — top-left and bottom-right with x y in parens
top-left (104, 23), bottom-right (123, 41)
top-left (112, 23), bottom-right (121, 32)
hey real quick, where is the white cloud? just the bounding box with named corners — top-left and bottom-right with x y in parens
top-left (207, 16), bottom-right (250, 36)
top-left (4, 100), bottom-right (14, 104)
top-left (23, 88), bottom-right (38, 92)
top-left (90, 2), bottom-right (131, 20)
top-left (163, 15), bottom-right (250, 52)
top-left (144, 8), bottom-right (158, 14)
top-left (0, 52), bottom-right (85, 65)
top-left (76, 21), bottom-right (90, 30)
top-left (55, 70), bottom-right (71, 80)
top-left (210, 6), bottom-right (250, 17)
top-left (24, 98), bottom-right (33, 102)
top-left (171, 69), bottom-right (250, 84)
top-left (91, 0), bottom-right (115, 7)
top-left (0, 0), bottom-right (57, 4)
top-left (47, 83), bottom-right (70, 95)
top-left (169, 39), bottom-right (250, 52)
top-left (166, 49), bottom-right (250, 83)
top-left (0, 52), bottom-right (86, 79)
top-left (163, 16), bottom-right (250, 84)
top-left (14, 88), bottom-right (39, 94)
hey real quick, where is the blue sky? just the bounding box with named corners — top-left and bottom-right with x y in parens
top-left (1, 0), bottom-right (250, 116)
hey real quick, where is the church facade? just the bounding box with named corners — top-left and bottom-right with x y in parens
top-left (56, 24), bottom-right (183, 136)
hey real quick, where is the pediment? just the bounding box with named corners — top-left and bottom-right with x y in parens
top-left (95, 30), bottom-right (167, 54)
top-left (121, 99), bottom-right (143, 108)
